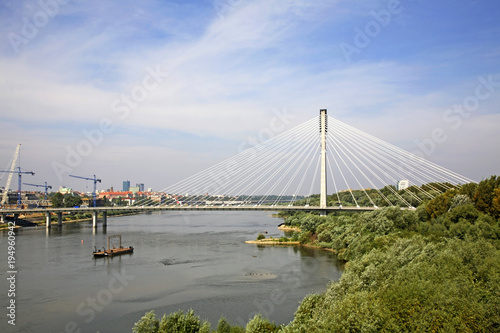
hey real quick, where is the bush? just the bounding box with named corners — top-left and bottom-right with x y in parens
top-left (245, 314), bottom-right (280, 333)
top-left (216, 316), bottom-right (244, 333)
top-left (159, 309), bottom-right (209, 333)
top-left (133, 309), bottom-right (210, 333)
top-left (133, 311), bottom-right (159, 333)
top-left (298, 231), bottom-right (311, 244)
top-left (256, 234), bottom-right (266, 241)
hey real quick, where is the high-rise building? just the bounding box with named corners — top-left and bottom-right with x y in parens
top-left (123, 180), bottom-right (130, 192)
top-left (136, 183), bottom-right (145, 192)
top-left (397, 180), bottom-right (409, 191)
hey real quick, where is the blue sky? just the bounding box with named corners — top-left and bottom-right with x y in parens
top-left (0, 0), bottom-right (499, 192)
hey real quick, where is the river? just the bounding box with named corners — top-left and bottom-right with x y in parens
top-left (0, 211), bottom-right (343, 332)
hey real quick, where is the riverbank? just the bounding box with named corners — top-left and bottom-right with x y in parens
top-left (246, 227), bottom-right (338, 254)
top-left (277, 224), bottom-right (301, 232)
top-left (245, 238), bottom-right (301, 245)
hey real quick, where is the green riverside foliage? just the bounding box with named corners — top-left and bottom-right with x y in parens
top-left (133, 178), bottom-right (500, 332)
top-left (133, 310), bottom-right (211, 333)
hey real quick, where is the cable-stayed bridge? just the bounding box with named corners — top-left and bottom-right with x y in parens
top-left (1, 109), bottom-right (474, 227)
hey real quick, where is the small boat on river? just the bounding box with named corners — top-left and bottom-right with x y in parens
top-left (93, 235), bottom-right (133, 258)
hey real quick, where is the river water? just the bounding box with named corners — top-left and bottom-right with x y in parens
top-left (0, 211), bottom-right (343, 332)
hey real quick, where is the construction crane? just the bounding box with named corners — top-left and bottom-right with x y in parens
top-left (0, 167), bottom-right (35, 207)
top-left (1, 144), bottom-right (35, 207)
top-left (23, 182), bottom-right (52, 200)
top-left (69, 174), bottom-right (101, 207)
top-left (1, 144), bottom-right (20, 206)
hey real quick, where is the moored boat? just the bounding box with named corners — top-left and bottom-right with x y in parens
top-left (93, 235), bottom-right (134, 258)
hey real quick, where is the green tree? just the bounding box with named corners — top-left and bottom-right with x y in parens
top-left (158, 309), bottom-right (210, 333)
top-left (492, 188), bottom-right (500, 219)
top-left (51, 192), bottom-right (64, 208)
top-left (216, 316), bottom-right (244, 333)
top-left (133, 311), bottom-right (159, 333)
top-left (446, 203), bottom-right (480, 224)
top-left (245, 314), bottom-right (280, 333)
top-left (426, 190), bottom-right (456, 219)
top-left (473, 175), bottom-right (500, 217)
top-left (458, 182), bottom-right (477, 199)
top-left (64, 194), bottom-right (82, 208)
top-left (217, 316), bottom-right (232, 333)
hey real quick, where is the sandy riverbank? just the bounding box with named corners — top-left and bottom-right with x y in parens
top-left (245, 238), bottom-right (301, 245)
top-left (246, 225), bottom-right (338, 254)
top-left (277, 224), bottom-right (301, 232)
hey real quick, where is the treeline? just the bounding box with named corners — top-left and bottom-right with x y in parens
top-left (132, 176), bottom-right (500, 332)
top-left (296, 181), bottom-right (480, 208)
top-left (132, 311), bottom-right (279, 333)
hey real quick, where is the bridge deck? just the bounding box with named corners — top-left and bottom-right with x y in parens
top-left (0, 205), bottom-right (379, 215)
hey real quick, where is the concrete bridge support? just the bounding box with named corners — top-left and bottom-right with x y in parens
top-left (320, 109), bottom-right (328, 216)
top-left (103, 211), bottom-right (107, 227)
top-left (46, 212), bottom-right (51, 228)
top-left (1, 213), bottom-right (5, 223)
top-left (57, 212), bottom-right (63, 227)
top-left (92, 211), bottom-right (98, 228)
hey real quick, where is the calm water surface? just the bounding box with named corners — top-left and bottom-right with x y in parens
top-left (0, 211), bottom-right (343, 332)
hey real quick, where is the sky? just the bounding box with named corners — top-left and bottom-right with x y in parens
top-left (0, 0), bottom-right (499, 194)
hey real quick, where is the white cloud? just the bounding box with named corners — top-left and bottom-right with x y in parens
top-left (0, 0), bottom-right (499, 191)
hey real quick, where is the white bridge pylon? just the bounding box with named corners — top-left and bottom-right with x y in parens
top-left (136, 110), bottom-right (474, 210)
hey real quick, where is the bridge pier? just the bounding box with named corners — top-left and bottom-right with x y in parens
top-left (92, 211), bottom-right (98, 228)
top-left (0, 213), bottom-right (5, 223)
top-left (45, 212), bottom-right (51, 228)
top-left (102, 211), bottom-right (107, 227)
top-left (57, 212), bottom-right (63, 227)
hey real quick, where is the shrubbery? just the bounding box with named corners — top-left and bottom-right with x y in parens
top-left (132, 310), bottom-right (211, 333)
top-left (279, 177), bottom-right (500, 331)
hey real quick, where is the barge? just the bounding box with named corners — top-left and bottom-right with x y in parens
top-left (93, 235), bottom-right (133, 257)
